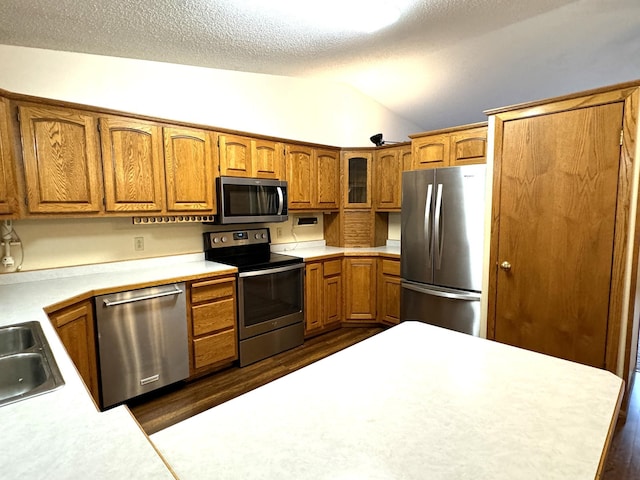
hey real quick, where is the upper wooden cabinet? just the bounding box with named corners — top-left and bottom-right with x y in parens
top-left (218, 133), bottom-right (284, 179)
top-left (163, 126), bottom-right (216, 213)
top-left (373, 144), bottom-right (411, 211)
top-left (411, 123), bottom-right (487, 169)
top-left (286, 145), bottom-right (339, 210)
top-left (0, 98), bottom-right (20, 217)
top-left (100, 116), bottom-right (165, 213)
top-left (254, 139), bottom-right (283, 179)
top-left (342, 150), bottom-right (373, 208)
top-left (18, 104), bottom-right (103, 214)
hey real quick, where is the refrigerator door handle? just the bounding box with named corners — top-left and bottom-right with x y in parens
top-left (424, 183), bottom-right (433, 263)
top-left (434, 183), bottom-right (444, 269)
top-left (401, 280), bottom-right (481, 301)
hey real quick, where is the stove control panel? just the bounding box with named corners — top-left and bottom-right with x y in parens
top-left (204, 228), bottom-right (270, 249)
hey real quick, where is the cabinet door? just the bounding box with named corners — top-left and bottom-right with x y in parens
top-left (344, 257), bottom-right (377, 321)
top-left (19, 104), bottom-right (103, 214)
top-left (253, 140), bottom-right (283, 179)
top-left (304, 262), bottom-right (323, 333)
top-left (373, 147), bottom-right (402, 210)
top-left (163, 126), bottom-right (216, 213)
top-left (100, 117), bottom-right (164, 212)
top-left (218, 134), bottom-right (253, 177)
top-left (0, 98), bottom-right (19, 216)
top-left (323, 273), bottom-right (342, 327)
top-left (378, 259), bottom-right (401, 325)
top-left (450, 127), bottom-right (487, 166)
top-left (491, 103), bottom-right (623, 368)
top-left (287, 144), bottom-right (315, 210)
top-left (412, 134), bottom-right (448, 169)
top-left (316, 149), bottom-right (340, 209)
top-left (50, 300), bottom-right (99, 402)
top-left (343, 151), bottom-right (372, 208)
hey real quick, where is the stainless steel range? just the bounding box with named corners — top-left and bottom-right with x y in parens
top-left (203, 228), bottom-right (304, 367)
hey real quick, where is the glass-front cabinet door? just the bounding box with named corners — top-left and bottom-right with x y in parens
top-left (342, 151), bottom-right (372, 208)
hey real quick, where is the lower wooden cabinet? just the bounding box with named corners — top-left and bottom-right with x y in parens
top-left (47, 300), bottom-right (99, 404)
top-left (378, 258), bottom-right (401, 325)
top-left (343, 257), bottom-right (378, 323)
top-left (188, 276), bottom-right (238, 375)
top-left (305, 258), bottom-right (342, 336)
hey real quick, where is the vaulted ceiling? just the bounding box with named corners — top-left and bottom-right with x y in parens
top-left (1, 0), bottom-right (639, 131)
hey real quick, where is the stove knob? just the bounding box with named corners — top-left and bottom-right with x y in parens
top-left (261, 233), bottom-right (267, 239)
top-left (254, 233), bottom-right (261, 240)
top-left (212, 237), bottom-right (219, 244)
top-left (221, 236), bottom-right (228, 243)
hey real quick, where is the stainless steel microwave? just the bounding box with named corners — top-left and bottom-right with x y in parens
top-left (216, 176), bottom-right (288, 224)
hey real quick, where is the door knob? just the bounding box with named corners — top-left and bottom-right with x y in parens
top-left (500, 261), bottom-right (512, 271)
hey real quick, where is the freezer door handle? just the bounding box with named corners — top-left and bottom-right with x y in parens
top-left (424, 183), bottom-right (433, 263)
top-left (401, 280), bottom-right (481, 301)
top-left (434, 183), bottom-right (444, 270)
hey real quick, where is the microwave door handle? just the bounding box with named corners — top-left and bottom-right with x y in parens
top-left (276, 186), bottom-right (284, 215)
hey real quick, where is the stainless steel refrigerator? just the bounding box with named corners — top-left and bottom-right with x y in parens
top-left (400, 165), bottom-right (486, 336)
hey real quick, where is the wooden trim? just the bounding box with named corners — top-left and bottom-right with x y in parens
top-left (408, 121), bottom-right (488, 139)
top-left (489, 87), bottom-right (639, 121)
top-left (596, 379), bottom-right (625, 479)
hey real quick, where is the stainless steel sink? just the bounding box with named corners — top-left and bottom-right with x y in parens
top-left (0, 321), bottom-right (64, 407)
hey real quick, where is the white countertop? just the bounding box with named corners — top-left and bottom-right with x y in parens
top-left (0, 247), bottom-right (397, 479)
top-left (0, 253), bottom-right (234, 480)
top-left (151, 321), bottom-right (623, 480)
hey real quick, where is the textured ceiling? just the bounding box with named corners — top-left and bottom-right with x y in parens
top-left (1, 0), bottom-right (639, 131)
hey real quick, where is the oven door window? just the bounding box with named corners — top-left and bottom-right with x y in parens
top-left (241, 268), bottom-right (303, 328)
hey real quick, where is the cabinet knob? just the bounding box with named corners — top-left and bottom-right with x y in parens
top-left (500, 261), bottom-right (512, 271)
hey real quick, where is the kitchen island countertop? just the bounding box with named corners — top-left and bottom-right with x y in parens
top-left (151, 321), bottom-right (623, 480)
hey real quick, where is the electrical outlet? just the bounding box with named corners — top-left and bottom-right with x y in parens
top-left (276, 227), bottom-right (283, 238)
top-left (134, 236), bottom-right (144, 251)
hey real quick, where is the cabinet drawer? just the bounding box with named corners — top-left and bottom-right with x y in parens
top-left (193, 329), bottom-right (237, 369)
top-left (191, 278), bottom-right (235, 304)
top-left (192, 297), bottom-right (235, 336)
top-left (381, 259), bottom-right (400, 276)
top-left (323, 259), bottom-right (342, 277)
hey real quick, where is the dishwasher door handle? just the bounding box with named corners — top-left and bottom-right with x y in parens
top-left (102, 285), bottom-right (184, 307)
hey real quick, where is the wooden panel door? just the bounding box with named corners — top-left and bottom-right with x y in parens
top-left (373, 147), bottom-right (402, 210)
top-left (316, 149), bottom-right (340, 209)
top-left (378, 259), bottom-right (401, 325)
top-left (412, 134), bottom-right (448, 169)
top-left (286, 144), bottom-right (315, 210)
top-left (305, 262), bottom-right (323, 333)
top-left (19, 104), bottom-right (102, 214)
top-left (492, 102), bottom-right (624, 368)
top-left (450, 127), bottom-right (487, 166)
top-left (100, 117), bottom-right (164, 212)
top-left (0, 98), bottom-right (19, 216)
top-left (253, 140), bottom-right (283, 179)
top-left (49, 300), bottom-right (99, 403)
top-left (218, 134), bottom-right (253, 177)
top-left (163, 126), bottom-right (215, 213)
top-left (344, 257), bottom-right (377, 321)
top-left (323, 260), bottom-right (342, 327)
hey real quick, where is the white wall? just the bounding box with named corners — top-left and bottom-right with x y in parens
top-left (0, 45), bottom-right (421, 147)
top-left (0, 45), bottom-right (418, 271)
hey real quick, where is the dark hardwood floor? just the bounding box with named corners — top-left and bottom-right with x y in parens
top-left (129, 327), bottom-right (640, 478)
top-left (128, 326), bottom-right (384, 435)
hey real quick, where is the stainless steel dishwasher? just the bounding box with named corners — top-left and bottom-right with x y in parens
top-left (95, 282), bottom-right (189, 409)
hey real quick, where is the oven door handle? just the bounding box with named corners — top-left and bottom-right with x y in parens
top-left (239, 263), bottom-right (304, 278)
